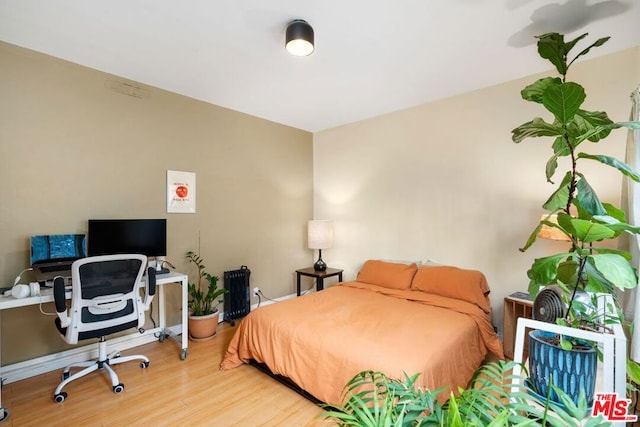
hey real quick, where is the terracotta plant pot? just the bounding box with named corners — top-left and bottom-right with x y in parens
top-left (188, 311), bottom-right (220, 342)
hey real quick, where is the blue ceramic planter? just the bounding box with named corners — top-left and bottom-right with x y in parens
top-left (528, 330), bottom-right (597, 406)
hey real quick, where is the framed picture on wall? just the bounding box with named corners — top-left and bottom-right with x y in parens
top-left (167, 170), bottom-right (196, 213)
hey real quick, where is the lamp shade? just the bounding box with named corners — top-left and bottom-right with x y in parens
top-left (537, 214), bottom-right (571, 241)
top-left (308, 220), bottom-right (333, 249)
top-left (286, 19), bottom-right (314, 56)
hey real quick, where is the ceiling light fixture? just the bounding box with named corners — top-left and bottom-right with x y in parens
top-left (285, 19), bottom-right (314, 56)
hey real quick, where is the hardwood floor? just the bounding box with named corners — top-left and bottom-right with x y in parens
top-left (1, 323), bottom-right (327, 426)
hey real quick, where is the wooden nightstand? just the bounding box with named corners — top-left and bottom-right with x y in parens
top-left (295, 267), bottom-right (343, 296)
top-left (503, 293), bottom-right (534, 360)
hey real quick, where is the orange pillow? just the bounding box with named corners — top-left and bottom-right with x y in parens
top-left (411, 265), bottom-right (491, 313)
top-left (356, 260), bottom-right (418, 290)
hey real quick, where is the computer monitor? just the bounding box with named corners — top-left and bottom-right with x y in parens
top-left (87, 219), bottom-right (167, 258)
top-left (30, 234), bottom-right (86, 265)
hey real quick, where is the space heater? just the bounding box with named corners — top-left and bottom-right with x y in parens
top-left (223, 265), bottom-right (251, 326)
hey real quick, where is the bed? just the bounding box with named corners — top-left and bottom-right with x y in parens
top-left (220, 260), bottom-right (504, 405)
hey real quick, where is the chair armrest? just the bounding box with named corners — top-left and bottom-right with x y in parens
top-left (53, 276), bottom-right (70, 327)
top-left (142, 267), bottom-right (156, 309)
top-left (147, 267), bottom-right (156, 296)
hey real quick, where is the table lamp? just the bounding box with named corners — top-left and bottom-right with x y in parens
top-left (308, 220), bottom-right (334, 271)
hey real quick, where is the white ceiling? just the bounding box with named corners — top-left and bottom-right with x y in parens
top-left (1, 0), bottom-right (639, 132)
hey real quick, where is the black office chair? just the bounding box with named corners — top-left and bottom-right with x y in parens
top-left (52, 254), bottom-right (156, 403)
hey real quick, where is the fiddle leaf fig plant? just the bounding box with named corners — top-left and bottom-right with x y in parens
top-left (512, 32), bottom-right (640, 345)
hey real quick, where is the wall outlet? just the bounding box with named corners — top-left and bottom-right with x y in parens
top-left (253, 287), bottom-right (260, 296)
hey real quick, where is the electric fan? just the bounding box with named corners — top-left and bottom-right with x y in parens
top-left (533, 285), bottom-right (595, 323)
top-left (532, 286), bottom-right (566, 323)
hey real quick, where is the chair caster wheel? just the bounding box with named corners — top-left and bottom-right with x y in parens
top-left (181, 349), bottom-right (187, 360)
top-left (62, 371), bottom-right (70, 380)
top-left (141, 361), bottom-right (149, 368)
top-left (113, 383), bottom-right (124, 394)
top-left (54, 392), bottom-right (67, 403)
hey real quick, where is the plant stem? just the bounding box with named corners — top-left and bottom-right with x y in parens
top-left (565, 256), bottom-right (587, 318)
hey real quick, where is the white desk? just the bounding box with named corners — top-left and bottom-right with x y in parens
top-left (0, 271), bottom-right (188, 422)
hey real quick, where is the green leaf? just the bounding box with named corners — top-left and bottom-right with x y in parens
top-left (520, 222), bottom-right (543, 252)
top-left (607, 222), bottom-right (640, 236)
top-left (559, 338), bottom-right (573, 351)
top-left (562, 33), bottom-right (589, 54)
top-left (535, 32), bottom-right (608, 77)
top-left (553, 386), bottom-right (584, 419)
top-left (570, 110), bottom-right (613, 142)
top-left (545, 153), bottom-right (559, 183)
top-left (589, 246), bottom-right (632, 260)
top-left (527, 281), bottom-right (542, 299)
top-left (583, 415), bottom-right (612, 427)
top-left (570, 218), bottom-right (614, 242)
top-left (575, 175), bottom-right (606, 216)
top-left (447, 394), bottom-right (463, 427)
top-left (568, 36), bottom-right (610, 68)
top-left (600, 203), bottom-right (626, 222)
top-left (575, 121), bottom-right (640, 144)
top-left (487, 410), bottom-right (511, 427)
top-left (556, 260), bottom-right (579, 287)
top-left (590, 253), bottom-right (638, 290)
top-left (578, 152), bottom-right (640, 182)
top-left (552, 136), bottom-right (571, 156)
top-left (536, 33), bottom-right (571, 76)
top-left (547, 137), bottom-right (571, 182)
top-left (521, 77), bottom-right (562, 103)
top-left (527, 253), bottom-right (571, 285)
top-left (615, 120), bottom-right (640, 130)
top-left (512, 118), bottom-right (563, 143)
top-left (542, 82), bottom-right (585, 125)
top-left (583, 261), bottom-right (615, 294)
top-left (543, 171), bottom-right (572, 211)
top-left (628, 360), bottom-right (640, 386)
top-left (555, 212), bottom-right (574, 232)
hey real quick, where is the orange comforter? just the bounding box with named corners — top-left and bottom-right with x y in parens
top-left (220, 281), bottom-right (504, 405)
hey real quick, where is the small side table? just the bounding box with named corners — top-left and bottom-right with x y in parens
top-left (503, 293), bottom-right (534, 360)
top-left (295, 267), bottom-right (343, 296)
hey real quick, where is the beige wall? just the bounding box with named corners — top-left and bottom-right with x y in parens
top-left (0, 42), bottom-right (313, 364)
top-left (1, 39), bottom-right (638, 365)
top-left (313, 47), bottom-right (640, 332)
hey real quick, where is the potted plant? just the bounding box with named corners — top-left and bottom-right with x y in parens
top-left (322, 362), bottom-right (610, 426)
top-left (186, 251), bottom-right (227, 341)
top-left (512, 32), bottom-right (640, 405)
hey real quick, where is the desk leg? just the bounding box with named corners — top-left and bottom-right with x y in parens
top-left (180, 276), bottom-right (188, 360)
top-left (0, 307), bottom-right (8, 422)
top-left (296, 273), bottom-right (301, 296)
top-left (158, 280), bottom-right (167, 339)
top-left (338, 273), bottom-right (342, 282)
top-left (317, 277), bottom-right (324, 291)
top-left (157, 278), bottom-right (188, 360)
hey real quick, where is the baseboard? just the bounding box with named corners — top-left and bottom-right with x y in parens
top-left (1, 325), bottom-right (182, 384)
top-left (216, 291), bottom-right (297, 323)
top-left (251, 291), bottom-right (297, 310)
